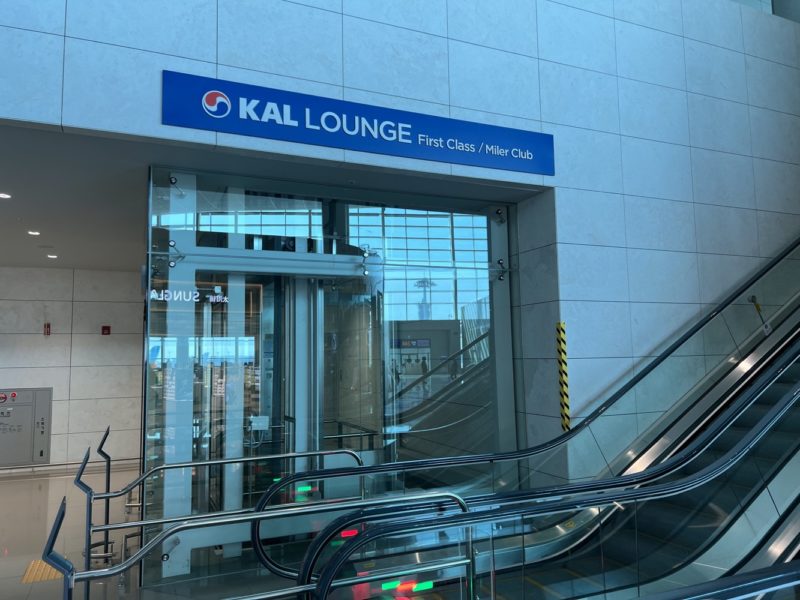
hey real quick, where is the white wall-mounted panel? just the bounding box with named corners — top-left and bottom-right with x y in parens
top-left (615, 20), bottom-right (685, 89)
top-left (694, 204), bottom-right (759, 256)
top-left (449, 41), bottom-right (539, 120)
top-left (537, 0), bottom-right (616, 74)
top-left (757, 211), bottom-right (800, 257)
top-left (621, 137), bottom-right (692, 202)
top-left (688, 93), bottom-right (752, 155)
top-left (344, 0), bottom-right (446, 35)
top-left (63, 39), bottom-right (216, 143)
top-left (749, 106), bottom-right (800, 163)
top-left (520, 302), bottom-right (559, 359)
top-left (753, 158), bottom-right (800, 214)
top-left (682, 0), bottom-right (744, 51)
top-left (613, 0), bottom-right (682, 35)
top-left (66, 0), bottom-right (217, 62)
top-left (219, 0), bottom-right (342, 85)
top-left (630, 302), bottom-right (702, 357)
top-left (685, 39), bottom-right (748, 104)
top-left (691, 148), bottom-right (755, 209)
top-left (0, 26), bottom-right (63, 126)
top-left (518, 245), bottom-right (558, 305)
top-left (618, 79), bottom-right (689, 145)
top-left (0, 0), bottom-right (65, 34)
top-left (72, 302), bottom-right (143, 335)
top-left (555, 188), bottom-right (626, 247)
top-left (73, 270), bottom-right (142, 302)
top-left (0, 367), bottom-right (70, 400)
top-left (70, 365), bottom-right (142, 400)
top-left (71, 334), bottom-right (143, 367)
top-left (559, 301), bottom-right (632, 358)
top-left (545, 124), bottom-right (623, 193)
top-left (67, 397), bottom-right (141, 434)
top-left (627, 249), bottom-right (700, 303)
top-left (448, 0), bottom-right (537, 56)
top-left (745, 55), bottom-right (800, 116)
top-left (0, 301), bottom-right (72, 334)
top-left (0, 334), bottom-right (70, 368)
top-left (741, 5), bottom-right (799, 67)
top-left (624, 195), bottom-right (696, 252)
top-left (558, 244), bottom-right (629, 302)
top-left (344, 16), bottom-right (448, 104)
top-left (539, 61), bottom-right (619, 133)
top-left (697, 253), bottom-right (762, 303)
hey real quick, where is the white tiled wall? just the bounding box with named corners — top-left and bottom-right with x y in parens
top-left (0, 0), bottom-right (798, 459)
top-left (0, 267), bottom-right (143, 466)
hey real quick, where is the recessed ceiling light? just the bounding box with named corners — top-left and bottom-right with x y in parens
top-left (46, 254), bottom-right (58, 259)
top-left (27, 231), bottom-right (40, 236)
top-left (0, 193), bottom-right (10, 199)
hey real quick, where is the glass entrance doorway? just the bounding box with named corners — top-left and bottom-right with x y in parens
top-left (143, 167), bottom-right (515, 582)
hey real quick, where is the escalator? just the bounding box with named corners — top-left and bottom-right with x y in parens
top-left (304, 344), bottom-right (800, 599)
top-left (235, 236), bottom-right (800, 588)
top-left (42, 236), bottom-right (800, 599)
top-left (392, 332), bottom-right (495, 462)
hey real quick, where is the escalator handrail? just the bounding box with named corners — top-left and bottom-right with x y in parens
top-left (313, 375), bottom-right (800, 598)
top-left (255, 233), bottom-right (800, 497)
top-left (395, 331), bottom-right (489, 399)
top-left (645, 560), bottom-right (800, 600)
top-left (284, 327), bottom-right (800, 583)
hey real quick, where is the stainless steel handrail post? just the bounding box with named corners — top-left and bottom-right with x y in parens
top-left (72, 448), bottom-right (93, 600)
top-left (96, 427), bottom-right (112, 560)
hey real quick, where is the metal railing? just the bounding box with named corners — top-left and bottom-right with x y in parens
top-left (43, 488), bottom-right (469, 600)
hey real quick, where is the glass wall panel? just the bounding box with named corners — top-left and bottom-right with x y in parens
top-left (143, 167), bottom-right (509, 583)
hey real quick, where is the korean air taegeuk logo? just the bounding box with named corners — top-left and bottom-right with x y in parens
top-left (201, 90), bottom-right (231, 118)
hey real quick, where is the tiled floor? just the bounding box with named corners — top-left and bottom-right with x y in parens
top-left (0, 466), bottom-right (305, 599)
top-left (0, 466), bottom-right (139, 599)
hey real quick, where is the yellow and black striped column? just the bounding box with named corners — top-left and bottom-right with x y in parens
top-left (556, 321), bottom-right (570, 432)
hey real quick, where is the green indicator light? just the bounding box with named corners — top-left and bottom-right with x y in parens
top-left (272, 477), bottom-right (282, 482)
top-left (381, 580), bottom-right (401, 591)
top-left (413, 581), bottom-right (434, 592)
top-left (331, 540), bottom-right (343, 547)
top-left (297, 485), bottom-right (313, 493)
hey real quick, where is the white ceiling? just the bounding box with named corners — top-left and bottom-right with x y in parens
top-left (0, 123), bottom-right (541, 271)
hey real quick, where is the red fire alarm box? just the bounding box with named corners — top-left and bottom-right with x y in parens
top-left (102, 326), bottom-right (111, 335)
top-left (43, 323), bottom-right (51, 336)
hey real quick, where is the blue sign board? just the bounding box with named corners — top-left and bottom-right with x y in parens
top-left (162, 71), bottom-right (554, 176)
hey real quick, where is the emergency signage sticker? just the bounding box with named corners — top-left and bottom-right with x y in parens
top-left (162, 71), bottom-right (555, 176)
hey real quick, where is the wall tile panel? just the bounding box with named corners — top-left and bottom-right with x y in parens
top-left (684, 39), bottom-right (748, 104)
top-left (694, 204), bottom-right (759, 256)
top-left (344, 16), bottom-right (448, 104)
top-left (615, 20), bottom-right (685, 89)
top-left (613, 0), bottom-right (682, 35)
top-left (66, 0), bottom-right (217, 62)
top-left (448, 0), bottom-right (537, 56)
top-left (537, 0), bottom-right (616, 74)
top-left (688, 93), bottom-right (752, 155)
top-left (0, 334), bottom-right (71, 368)
top-left (627, 249), bottom-right (700, 303)
top-left (682, 0), bottom-right (743, 51)
top-left (449, 40), bottom-right (540, 120)
top-left (749, 106), bottom-right (800, 163)
top-left (344, 0), bottom-right (446, 35)
top-left (741, 5), bottom-right (799, 67)
top-left (555, 188), bottom-right (626, 247)
top-left (624, 195), bottom-right (696, 252)
top-left (545, 124), bottom-right (623, 193)
top-left (621, 137), bottom-right (692, 202)
top-left (753, 158), bottom-right (800, 214)
top-left (0, 26), bottom-right (63, 125)
top-left (691, 148), bottom-right (755, 209)
top-left (557, 244), bottom-right (629, 302)
top-left (0, 0), bottom-right (65, 34)
top-left (539, 61), bottom-right (619, 132)
top-left (0, 301), bottom-right (72, 334)
top-left (219, 0), bottom-right (342, 85)
top-left (63, 39), bottom-right (217, 142)
top-left (618, 78), bottom-right (689, 145)
top-left (746, 55), bottom-right (800, 115)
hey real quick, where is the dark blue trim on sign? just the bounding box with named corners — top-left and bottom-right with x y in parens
top-left (161, 70), bottom-right (554, 176)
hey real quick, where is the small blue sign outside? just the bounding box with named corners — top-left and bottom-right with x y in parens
top-left (162, 71), bottom-right (554, 176)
